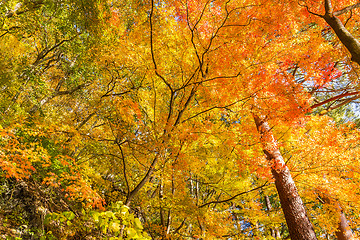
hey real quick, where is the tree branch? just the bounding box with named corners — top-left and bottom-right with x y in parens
top-left (125, 154), bottom-right (159, 206)
top-left (322, 0), bottom-right (360, 65)
top-left (320, 95), bottom-right (360, 115)
top-left (182, 94), bottom-right (254, 123)
top-left (116, 141), bottom-right (130, 199)
top-left (310, 91), bottom-right (359, 109)
top-left (298, 1), bottom-right (323, 18)
top-left (334, 3), bottom-right (360, 16)
top-left (199, 182), bottom-right (269, 208)
top-left (33, 35), bottom-right (78, 65)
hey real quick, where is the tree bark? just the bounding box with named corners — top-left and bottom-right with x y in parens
top-left (319, 194), bottom-right (355, 240)
top-left (125, 154), bottom-right (159, 206)
top-left (159, 181), bottom-right (166, 236)
top-left (322, 0), bottom-right (360, 65)
top-left (253, 114), bottom-right (317, 240)
top-left (335, 211), bottom-right (355, 240)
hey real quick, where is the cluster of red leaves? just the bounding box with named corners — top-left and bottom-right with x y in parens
top-left (0, 127), bottom-right (104, 209)
top-left (42, 156), bottom-right (105, 209)
top-left (0, 129), bottom-right (36, 179)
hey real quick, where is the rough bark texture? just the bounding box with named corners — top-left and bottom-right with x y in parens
top-left (321, 194), bottom-right (355, 240)
top-left (320, 193), bottom-right (355, 240)
top-left (335, 211), bottom-right (354, 240)
top-left (323, 0), bottom-right (360, 65)
top-left (315, 5), bottom-right (360, 237)
top-left (253, 114), bottom-right (317, 240)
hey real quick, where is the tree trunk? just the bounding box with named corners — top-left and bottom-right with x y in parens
top-left (322, 0), bottom-right (360, 65)
top-left (253, 114), bottom-right (317, 240)
top-left (335, 211), bottom-right (355, 240)
top-left (318, 193), bottom-right (355, 240)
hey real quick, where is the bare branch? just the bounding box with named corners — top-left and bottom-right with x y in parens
top-left (199, 182), bottom-right (269, 208)
top-left (320, 95), bottom-right (360, 115)
top-left (174, 84), bottom-right (199, 126)
top-left (116, 141), bottom-right (130, 198)
top-left (310, 91), bottom-right (359, 109)
top-left (149, 0), bottom-right (157, 71)
top-left (33, 34), bottom-right (79, 66)
top-left (298, 1), bottom-right (324, 18)
top-left (149, 0), bottom-right (174, 124)
top-left (334, 3), bottom-right (360, 16)
top-left (125, 154), bottom-right (159, 206)
top-left (173, 218), bottom-right (186, 234)
top-left (182, 96), bottom-right (252, 123)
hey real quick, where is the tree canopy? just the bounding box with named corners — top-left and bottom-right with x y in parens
top-left (2, 0), bottom-right (360, 239)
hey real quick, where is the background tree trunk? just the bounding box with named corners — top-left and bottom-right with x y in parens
top-left (335, 211), bottom-right (355, 240)
top-left (319, 194), bottom-right (355, 240)
top-left (253, 114), bottom-right (317, 240)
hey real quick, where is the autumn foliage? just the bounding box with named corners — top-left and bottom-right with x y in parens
top-left (2, 0), bottom-right (360, 239)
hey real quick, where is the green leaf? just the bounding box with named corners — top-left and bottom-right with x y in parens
top-left (134, 218), bottom-right (143, 230)
top-left (121, 205), bottom-right (130, 214)
top-left (142, 232), bottom-right (151, 239)
top-left (127, 228), bottom-right (137, 239)
top-left (102, 225), bottom-right (108, 234)
top-left (109, 221), bottom-right (121, 232)
top-left (44, 214), bottom-right (52, 225)
top-left (105, 211), bottom-right (115, 218)
top-left (91, 211), bottom-right (100, 222)
top-left (112, 201), bottom-right (123, 210)
top-left (59, 216), bottom-right (67, 223)
top-left (63, 211), bottom-right (75, 220)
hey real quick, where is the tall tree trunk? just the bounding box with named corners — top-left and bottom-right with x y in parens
top-left (319, 194), bottom-right (355, 240)
top-left (311, 2), bottom-right (359, 238)
top-left (321, 0), bottom-right (360, 65)
top-left (335, 211), bottom-right (355, 240)
top-left (253, 114), bottom-right (317, 240)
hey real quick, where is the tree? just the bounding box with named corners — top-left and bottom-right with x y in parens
top-left (253, 114), bottom-right (317, 239)
top-left (2, 0), bottom-right (360, 239)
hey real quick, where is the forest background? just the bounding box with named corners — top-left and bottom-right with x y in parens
top-left (2, 0), bottom-right (360, 239)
